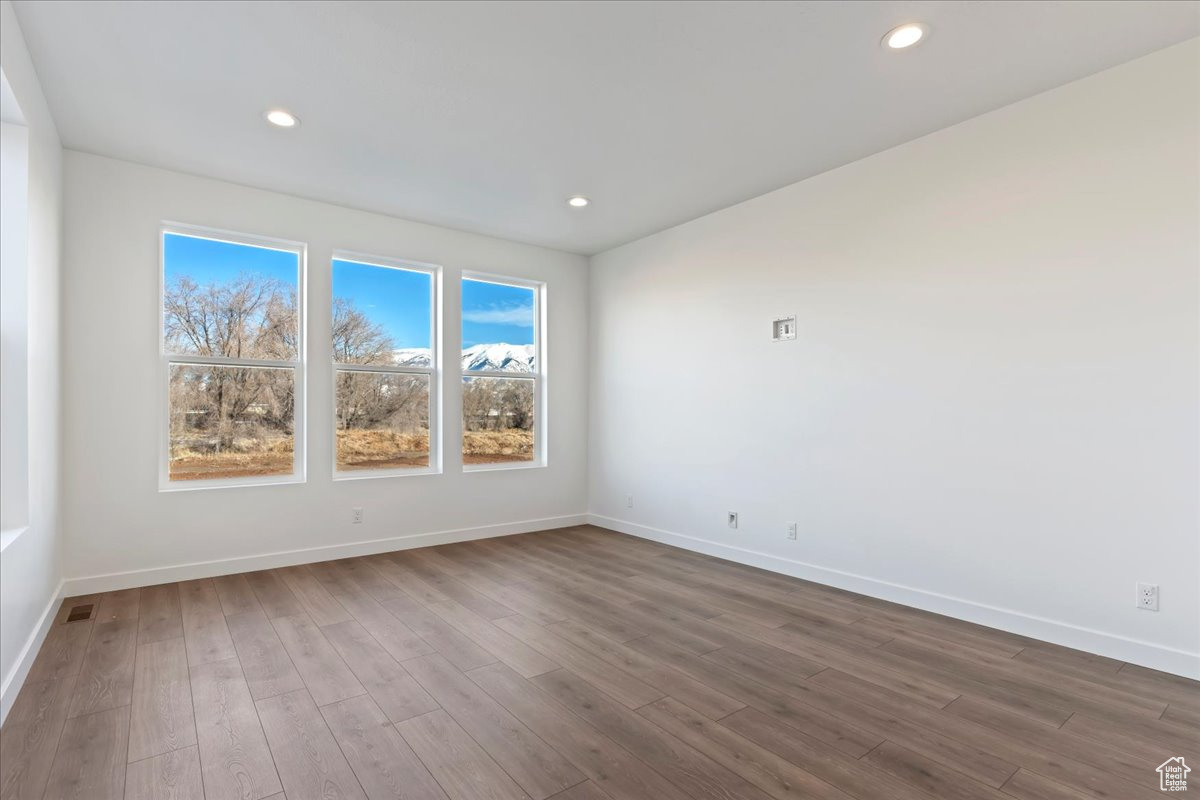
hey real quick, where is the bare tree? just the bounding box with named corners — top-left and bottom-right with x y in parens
top-left (500, 380), bottom-right (534, 429)
top-left (332, 298), bottom-right (394, 365)
top-left (462, 378), bottom-right (495, 431)
top-left (165, 273), bottom-right (297, 453)
top-left (331, 298), bottom-right (429, 435)
top-left (462, 378), bottom-right (534, 432)
top-left (165, 274), bottom-right (295, 359)
top-left (336, 372), bottom-right (427, 432)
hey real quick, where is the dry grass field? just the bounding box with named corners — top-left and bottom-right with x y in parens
top-left (462, 429), bottom-right (535, 464)
top-left (336, 429), bottom-right (429, 470)
top-left (169, 428), bottom-right (534, 479)
top-left (168, 436), bottom-right (294, 480)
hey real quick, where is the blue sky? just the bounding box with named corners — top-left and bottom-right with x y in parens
top-left (462, 278), bottom-right (535, 347)
top-left (165, 234), bottom-right (533, 350)
top-left (333, 259), bottom-right (431, 350)
top-left (164, 232), bottom-right (298, 289)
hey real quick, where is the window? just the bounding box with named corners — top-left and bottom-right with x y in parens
top-left (461, 274), bottom-right (543, 469)
top-left (161, 226), bottom-right (304, 487)
top-left (1, 113), bottom-right (30, 530)
top-left (333, 254), bottom-right (438, 476)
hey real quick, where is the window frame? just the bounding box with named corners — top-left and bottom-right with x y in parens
top-left (158, 222), bottom-right (307, 491)
top-left (460, 271), bottom-right (546, 472)
top-left (331, 250), bottom-right (442, 480)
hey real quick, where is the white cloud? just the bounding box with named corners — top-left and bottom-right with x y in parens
top-left (462, 305), bottom-right (534, 326)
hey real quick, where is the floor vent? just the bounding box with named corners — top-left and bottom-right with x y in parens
top-left (66, 604), bottom-right (94, 622)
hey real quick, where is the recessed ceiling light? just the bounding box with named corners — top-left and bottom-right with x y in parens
top-left (882, 23), bottom-right (927, 50)
top-left (567, 196), bottom-right (590, 208)
top-left (265, 109), bottom-right (299, 128)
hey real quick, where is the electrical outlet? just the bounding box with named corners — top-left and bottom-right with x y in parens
top-left (1136, 582), bottom-right (1158, 611)
top-left (728, 511), bottom-right (738, 529)
top-left (787, 522), bottom-right (798, 540)
top-left (771, 316), bottom-right (797, 342)
top-left (352, 507), bottom-right (364, 524)
top-left (626, 494), bottom-right (634, 508)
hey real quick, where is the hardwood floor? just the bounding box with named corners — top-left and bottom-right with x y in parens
top-left (2, 525), bottom-right (1196, 800)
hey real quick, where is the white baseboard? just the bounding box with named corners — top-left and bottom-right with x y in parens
top-left (589, 514), bottom-right (1200, 680)
top-left (63, 514), bottom-right (587, 596)
top-left (1, 579), bottom-right (65, 726)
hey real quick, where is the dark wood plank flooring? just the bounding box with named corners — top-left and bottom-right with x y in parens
top-left (2, 525), bottom-right (1196, 800)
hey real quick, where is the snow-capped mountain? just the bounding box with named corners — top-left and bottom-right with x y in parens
top-left (393, 343), bottom-right (535, 373)
top-left (393, 348), bottom-right (432, 368)
top-left (461, 343), bottom-right (535, 373)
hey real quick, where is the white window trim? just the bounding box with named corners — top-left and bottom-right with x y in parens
top-left (332, 250), bottom-right (442, 480)
top-left (461, 270), bottom-right (546, 473)
top-left (159, 222), bottom-right (307, 491)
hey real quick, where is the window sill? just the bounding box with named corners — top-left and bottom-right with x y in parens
top-left (1, 526), bottom-right (30, 553)
top-left (159, 476), bottom-right (306, 493)
top-left (333, 467), bottom-right (442, 481)
top-left (463, 461), bottom-right (547, 473)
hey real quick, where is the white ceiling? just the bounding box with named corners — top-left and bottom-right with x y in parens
top-left (13, 0), bottom-right (1198, 254)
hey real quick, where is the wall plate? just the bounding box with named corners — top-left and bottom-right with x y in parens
top-left (772, 316), bottom-right (796, 341)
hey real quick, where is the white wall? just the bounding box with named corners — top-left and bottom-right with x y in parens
top-left (589, 40), bottom-right (1200, 678)
top-left (0, 0), bottom-right (64, 722)
top-left (61, 152), bottom-right (589, 590)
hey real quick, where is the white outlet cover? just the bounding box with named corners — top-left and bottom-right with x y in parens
top-left (771, 316), bottom-right (796, 341)
top-left (1136, 582), bottom-right (1159, 611)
